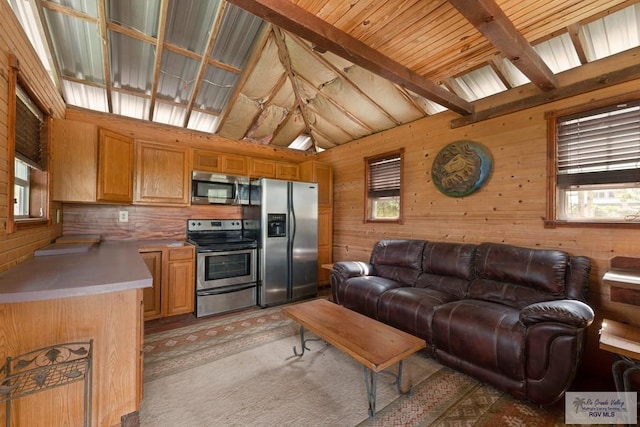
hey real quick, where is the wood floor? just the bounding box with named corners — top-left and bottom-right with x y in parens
top-left (144, 286), bottom-right (332, 335)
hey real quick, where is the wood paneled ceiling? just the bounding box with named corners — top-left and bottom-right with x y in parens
top-left (15, 0), bottom-right (640, 151)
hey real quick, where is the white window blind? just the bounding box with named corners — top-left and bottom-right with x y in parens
top-left (557, 100), bottom-right (640, 187)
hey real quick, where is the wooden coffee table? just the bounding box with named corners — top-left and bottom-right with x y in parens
top-left (281, 298), bottom-right (426, 418)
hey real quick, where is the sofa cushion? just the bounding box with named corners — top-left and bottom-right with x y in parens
top-left (338, 276), bottom-right (405, 319)
top-left (370, 240), bottom-right (426, 286)
top-left (432, 299), bottom-right (526, 381)
top-left (416, 242), bottom-right (476, 298)
top-left (377, 287), bottom-right (459, 343)
top-left (469, 243), bottom-right (569, 308)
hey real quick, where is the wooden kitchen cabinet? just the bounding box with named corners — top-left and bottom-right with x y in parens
top-left (300, 160), bottom-right (333, 207)
top-left (135, 141), bottom-right (190, 206)
top-left (300, 161), bottom-right (333, 287)
top-left (276, 162), bottom-right (300, 180)
top-left (51, 119), bottom-right (97, 202)
top-left (248, 158), bottom-right (299, 180)
top-left (97, 128), bottom-right (134, 203)
top-left (167, 246), bottom-right (195, 316)
top-left (193, 149), bottom-right (248, 175)
top-left (140, 250), bottom-right (162, 320)
top-left (52, 119), bottom-right (134, 204)
top-left (139, 244), bottom-right (195, 320)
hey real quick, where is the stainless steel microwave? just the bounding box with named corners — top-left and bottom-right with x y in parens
top-left (191, 171), bottom-right (251, 205)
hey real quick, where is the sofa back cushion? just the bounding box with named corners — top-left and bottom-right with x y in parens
top-left (415, 242), bottom-right (476, 298)
top-left (370, 240), bottom-right (426, 286)
top-left (468, 243), bottom-right (569, 308)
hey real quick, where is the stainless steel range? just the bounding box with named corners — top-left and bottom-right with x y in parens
top-left (187, 219), bottom-right (258, 317)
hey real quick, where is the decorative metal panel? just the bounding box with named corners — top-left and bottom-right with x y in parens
top-left (580, 4), bottom-right (640, 61)
top-left (211, 4), bottom-right (264, 68)
top-left (196, 66), bottom-right (238, 113)
top-left (43, 9), bottom-right (103, 83)
top-left (165, 0), bottom-right (220, 54)
top-left (109, 31), bottom-right (155, 93)
top-left (157, 51), bottom-right (199, 104)
top-left (454, 65), bottom-right (507, 101)
top-left (107, 0), bottom-right (160, 38)
top-left (534, 33), bottom-right (581, 73)
top-left (187, 111), bottom-right (220, 133)
top-left (62, 81), bottom-right (108, 112)
top-left (153, 102), bottom-right (186, 126)
top-left (112, 92), bottom-right (151, 119)
top-left (48, 0), bottom-right (98, 17)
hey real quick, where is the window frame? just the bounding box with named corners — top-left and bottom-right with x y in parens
top-left (545, 92), bottom-right (640, 229)
top-left (364, 149), bottom-right (404, 224)
top-left (7, 54), bottom-right (50, 233)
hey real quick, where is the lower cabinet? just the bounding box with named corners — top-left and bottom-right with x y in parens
top-left (167, 247), bottom-right (196, 316)
top-left (140, 251), bottom-right (162, 320)
top-left (139, 244), bottom-right (195, 321)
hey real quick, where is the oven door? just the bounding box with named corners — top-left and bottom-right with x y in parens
top-left (196, 248), bottom-right (257, 290)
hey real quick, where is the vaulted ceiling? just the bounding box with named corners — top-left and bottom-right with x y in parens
top-left (9, 0), bottom-right (640, 151)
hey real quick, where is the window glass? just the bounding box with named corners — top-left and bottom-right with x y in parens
top-left (365, 151), bottom-right (403, 222)
top-left (14, 159), bottom-right (30, 217)
top-left (553, 100), bottom-right (640, 223)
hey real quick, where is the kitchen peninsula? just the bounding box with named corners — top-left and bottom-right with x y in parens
top-left (0, 241), bottom-right (152, 426)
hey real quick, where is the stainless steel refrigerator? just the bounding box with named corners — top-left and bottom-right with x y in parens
top-left (244, 178), bottom-right (318, 307)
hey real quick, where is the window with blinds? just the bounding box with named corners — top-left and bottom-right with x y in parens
top-left (365, 150), bottom-right (403, 222)
top-left (553, 99), bottom-right (640, 223)
top-left (15, 85), bottom-right (45, 169)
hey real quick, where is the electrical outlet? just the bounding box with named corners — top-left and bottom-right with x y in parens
top-left (118, 210), bottom-right (129, 223)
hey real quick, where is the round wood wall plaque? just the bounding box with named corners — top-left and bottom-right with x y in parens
top-left (431, 140), bottom-right (493, 197)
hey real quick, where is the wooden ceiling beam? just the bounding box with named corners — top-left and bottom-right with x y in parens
top-left (226, 0), bottom-right (474, 116)
top-left (448, 0), bottom-right (558, 92)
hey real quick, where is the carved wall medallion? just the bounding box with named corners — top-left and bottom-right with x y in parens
top-left (432, 140), bottom-right (493, 197)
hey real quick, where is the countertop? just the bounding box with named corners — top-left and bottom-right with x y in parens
top-left (0, 241), bottom-right (155, 304)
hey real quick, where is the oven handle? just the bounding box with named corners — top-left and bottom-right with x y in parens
top-left (197, 283), bottom-right (257, 296)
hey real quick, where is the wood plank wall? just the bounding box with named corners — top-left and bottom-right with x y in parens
top-left (317, 78), bottom-right (640, 380)
top-left (0, 2), bottom-right (65, 272)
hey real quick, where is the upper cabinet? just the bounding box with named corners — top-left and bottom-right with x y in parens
top-left (97, 128), bottom-right (134, 203)
top-left (135, 141), bottom-right (190, 206)
top-left (248, 158), bottom-right (299, 180)
top-left (300, 161), bottom-right (333, 207)
top-left (193, 149), bottom-right (247, 176)
top-left (52, 119), bottom-right (98, 202)
top-left (52, 119), bottom-right (133, 204)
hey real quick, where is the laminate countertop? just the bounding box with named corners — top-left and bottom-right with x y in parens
top-left (0, 241), bottom-right (154, 303)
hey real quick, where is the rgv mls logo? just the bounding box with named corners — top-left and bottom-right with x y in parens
top-left (566, 392), bottom-right (637, 424)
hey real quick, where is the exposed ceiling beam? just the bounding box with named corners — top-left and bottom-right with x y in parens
top-left (272, 27), bottom-right (317, 150)
top-left (147, 0), bottom-right (169, 121)
top-left (448, 0), bottom-right (558, 92)
top-left (182, 1), bottom-right (227, 128)
top-left (96, 0), bottom-right (112, 113)
top-left (226, 0), bottom-right (474, 116)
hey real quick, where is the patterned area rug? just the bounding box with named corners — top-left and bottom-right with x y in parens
top-left (142, 304), bottom-right (580, 426)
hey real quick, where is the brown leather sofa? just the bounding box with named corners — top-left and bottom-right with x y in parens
top-left (330, 240), bottom-right (594, 405)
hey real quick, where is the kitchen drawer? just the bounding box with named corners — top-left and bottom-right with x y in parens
top-left (169, 247), bottom-right (194, 261)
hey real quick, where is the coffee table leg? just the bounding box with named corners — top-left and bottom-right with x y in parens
top-left (292, 326), bottom-right (322, 357)
top-left (363, 360), bottom-right (412, 419)
top-left (363, 367), bottom-right (378, 419)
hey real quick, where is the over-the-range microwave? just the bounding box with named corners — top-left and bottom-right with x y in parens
top-left (191, 171), bottom-right (253, 205)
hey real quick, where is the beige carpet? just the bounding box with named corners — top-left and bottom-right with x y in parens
top-left (139, 304), bottom-right (583, 426)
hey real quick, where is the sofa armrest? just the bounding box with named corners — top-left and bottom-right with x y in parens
top-left (332, 261), bottom-right (374, 279)
top-left (519, 300), bottom-right (594, 328)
